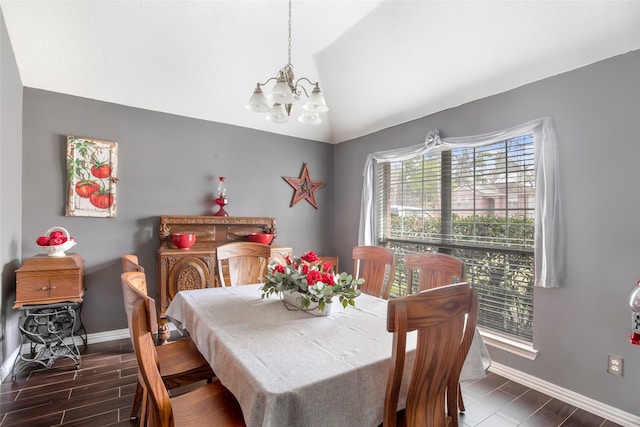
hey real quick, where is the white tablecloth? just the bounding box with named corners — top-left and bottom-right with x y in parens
top-left (165, 284), bottom-right (490, 427)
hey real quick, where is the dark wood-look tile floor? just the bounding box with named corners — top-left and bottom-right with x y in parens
top-left (0, 337), bottom-right (623, 427)
top-left (1, 339), bottom-right (137, 426)
top-left (459, 372), bottom-right (622, 427)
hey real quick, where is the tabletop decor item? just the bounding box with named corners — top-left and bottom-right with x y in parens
top-left (214, 176), bottom-right (228, 216)
top-left (35, 226), bottom-right (77, 257)
top-left (171, 233), bottom-right (196, 250)
top-left (247, 232), bottom-right (274, 245)
top-left (260, 250), bottom-right (363, 315)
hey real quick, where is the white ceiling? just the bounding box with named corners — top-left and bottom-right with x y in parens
top-left (2, 0), bottom-right (639, 144)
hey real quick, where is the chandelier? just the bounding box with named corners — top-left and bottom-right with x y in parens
top-left (245, 0), bottom-right (329, 125)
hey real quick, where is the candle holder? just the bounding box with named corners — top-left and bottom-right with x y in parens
top-left (214, 177), bottom-right (229, 217)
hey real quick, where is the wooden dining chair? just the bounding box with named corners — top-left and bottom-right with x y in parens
top-left (405, 252), bottom-right (465, 294)
top-left (216, 242), bottom-right (271, 287)
top-left (130, 297), bottom-right (246, 427)
top-left (353, 246), bottom-right (396, 299)
top-left (318, 256), bottom-right (339, 273)
top-left (121, 271), bottom-right (215, 422)
top-left (384, 282), bottom-right (477, 427)
top-left (121, 253), bottom-right (171, 346)
top-left (405, 252), bottom-right (468, 415)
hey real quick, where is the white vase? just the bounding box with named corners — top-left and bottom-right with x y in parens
top-left (281, 291), bottom-right (332, 317)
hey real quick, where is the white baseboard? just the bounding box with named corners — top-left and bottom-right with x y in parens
top-left (1, 328), bottom-right (130, 383)
top-left (80, 328), bottom-right (130, 344)
top-left (1, 346), bottom-right (21, 383)
top-left (489, 362), bottom-right (640, 427)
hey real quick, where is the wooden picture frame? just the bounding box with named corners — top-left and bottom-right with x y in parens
top-left (66, 136), bottom-right (118, 218)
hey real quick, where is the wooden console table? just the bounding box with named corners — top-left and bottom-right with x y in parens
top-left (156, 216), bottom-right (291, 336)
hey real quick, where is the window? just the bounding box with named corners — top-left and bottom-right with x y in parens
top-left (377, 135), bottom-right (535, 343)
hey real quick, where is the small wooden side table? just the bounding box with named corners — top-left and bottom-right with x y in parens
top-left (14, 253), bottom-right (85, 308)
top-left (11, 254), bottom-right (87, 380)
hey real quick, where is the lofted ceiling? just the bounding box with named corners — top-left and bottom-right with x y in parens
top-left (1, 0), bottom-right (639, 144)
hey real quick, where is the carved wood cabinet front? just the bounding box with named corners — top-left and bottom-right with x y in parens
top-left (156, 216), bottom-right (291, 325)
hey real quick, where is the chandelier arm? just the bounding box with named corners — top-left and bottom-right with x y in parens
top-left (294, 77), bottom-right (321, 98)
top-left (293, 84), bottom-right (310, 99)
top-left (256, 77), bottom-right (280, 88)
top-left (295, 77), bottom-right (319, 88)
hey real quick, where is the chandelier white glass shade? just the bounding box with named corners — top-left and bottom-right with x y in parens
top-left (245, 0), bottom-right (329, 125)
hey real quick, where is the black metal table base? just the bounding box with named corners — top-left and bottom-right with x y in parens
top-left (11, 302), bottom-right (86, 381)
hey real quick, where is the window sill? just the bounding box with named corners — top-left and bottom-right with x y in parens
top-left (478, 328), bottom-right (538, 360)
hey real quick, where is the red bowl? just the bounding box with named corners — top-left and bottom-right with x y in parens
top-left (247, 233), bottom-right (274, 245)
top-left (171, 233), bottom-right (196, 249)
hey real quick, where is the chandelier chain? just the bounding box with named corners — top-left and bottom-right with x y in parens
top-left (287, 0), bottom-right (292, 66)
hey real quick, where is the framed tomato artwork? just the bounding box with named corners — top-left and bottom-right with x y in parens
top-left (66, 136), bottom-right (118, 218)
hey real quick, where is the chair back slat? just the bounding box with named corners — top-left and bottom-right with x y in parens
top-left (353, 246), bottom-right (396, 299)
top-left (405, 253), bottom-right (464, 294)
top-left (122, 253), bottom-right (145, 273)
top-left (216, 242), bottom-right (271, 287)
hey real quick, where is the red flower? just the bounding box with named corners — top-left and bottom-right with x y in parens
top-left (321, 273), bottom-right (335, 286)
top-left (306, 270), bottom-right (323, 285)
top-left (302, 264), bottom-right (309, 274)
top-left (301, 251), bottom-right (319, 263)
top-left (274, 265), bottom-right (285, 274)
top-left (321, 261), bottom-right (333, 273)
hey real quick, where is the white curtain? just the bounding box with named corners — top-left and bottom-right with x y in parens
top-left (358, 117), bottom-right (563, 288)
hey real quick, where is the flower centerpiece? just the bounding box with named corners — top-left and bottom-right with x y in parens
top-left (260, 251), bottom-right (364, 314)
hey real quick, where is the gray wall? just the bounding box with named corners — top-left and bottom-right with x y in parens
top-left (0, 9), bottom-right (23, 371)
top-left (20, 89), bottom-right (335, 334)
top-left (334, 50), bottom-right (640, 415)
top-left (3, 14), bottom-right (639, 415)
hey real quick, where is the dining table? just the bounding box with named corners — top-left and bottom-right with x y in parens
top-left (165, 284), bottom-right (491, 427)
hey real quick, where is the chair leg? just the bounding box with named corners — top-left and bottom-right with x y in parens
top-left (457, 384), bottom-right (465, 412)
top-left (129, 380), bottom-right (144, 420)
top-left (140, 386), bottom-right (148, 426)
top-left (446, 383), bottom-right (466, 427)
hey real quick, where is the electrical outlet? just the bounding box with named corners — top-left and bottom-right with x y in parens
top-left (607, 354), bottom-right (623, 376)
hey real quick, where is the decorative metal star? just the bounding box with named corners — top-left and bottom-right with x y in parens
top-left (283, 163), bottom-right (324, 209)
